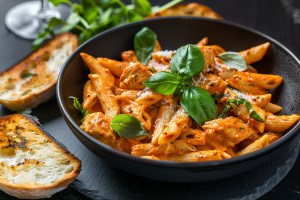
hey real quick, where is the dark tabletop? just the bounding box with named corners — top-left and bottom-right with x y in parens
top-left (1, 0), bottom-right (300, 199)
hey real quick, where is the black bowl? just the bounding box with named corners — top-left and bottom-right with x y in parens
top-left (57, 17), bottom-right (300, 182)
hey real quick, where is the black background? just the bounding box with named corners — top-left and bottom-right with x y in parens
top-left (0, 0), bottom-right (300, 199)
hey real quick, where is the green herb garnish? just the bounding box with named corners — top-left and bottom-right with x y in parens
top-left (219, 97), bottom-right (264, 122)
top-left (32, 0), bottom-right (183, 51)
top-left (134, 26), bottom-right (157, 65)
top-left (69, 96), bottom-right (88, 123)
top-left (143, 42), bottom-right (217, 126)
top-left (217, 52), bottom-right (247, 71)
top-left (111, 114), bottom-right (148, 139)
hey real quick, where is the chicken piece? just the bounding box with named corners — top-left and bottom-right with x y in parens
top-left (80, 112), bottom-right (115, 146)
top-left (203, 116), bottom-right (258, 150)
top-left (120, 62), bottom-right (153, 90)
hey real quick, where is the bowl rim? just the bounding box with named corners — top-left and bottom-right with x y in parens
top-left (57, 16), bottom-right (300, 168)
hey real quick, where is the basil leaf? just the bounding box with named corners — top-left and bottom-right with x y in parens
top-left (132, 0), bottom-right (152, 16)
top-left (143, 71), bottom-right (179, 95)
top-left (173, 83), bottom-right (188, 98)
top-left (217, 52), bottom-right (247, 71)
top-left (17, 108), bottom-right (32, 115)
top-left (177, 67), bottom-right (193, 85)
top-left (181, 86), bottom-right (218, 126)
top-left (111, 114), bottom-right (148, 139)
top-left (134, 27), bottom-right (157, 65)
top-left (218, 97), bottom-right (264, 122)
top-left (69, 96), bottom-right (88, 123)
top-left (170, 44), bottom-right (204, 77)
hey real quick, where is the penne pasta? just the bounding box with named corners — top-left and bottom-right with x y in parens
top-left (265, 113), bottom-right (300, 132)
top-left (89, 74), bottom-right (120, 123)
top-left (158, 107), bottom-right (190, 145)
top-left (135, 88), bottom-right (162, 105)
top-left (236, 135), bottom-right (269, 156)
top-left (151, 96), bottom-right (178, 145)
top-left (97, 57), bottom-right (126, 77)
top-left (208, 45), bottom-right (226, 55)
top-left (81, 53), bottom-right (115, 90)
top-left (239, 42), bottom-right (270, 65)
top-left (227, 75), bottom-right (268, 95)
top-left (263, 102), bottom-right (282, 113)
top-left (82, 80), bottom-right (98, 109)
top-left (121, 50), bottom-right (138, 62)
top-left (196, 37), bottom-right (208, 47)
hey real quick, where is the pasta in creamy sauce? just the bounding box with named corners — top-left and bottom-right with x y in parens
top-left (78, 37), bottom-right (299, 162)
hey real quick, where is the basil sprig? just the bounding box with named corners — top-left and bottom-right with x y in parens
top-left (69, 96), bottom-right (88, 123)
top-left (219, 97), bottom-right (264, 122)
top-left (143, 44), bottom-right (217, 126)
top-left (134, 27), bottom-right (157, 65)
top-left (217, 52), bottom-right (247, 71)
top-left (111, 114), bottom-right (149, 139)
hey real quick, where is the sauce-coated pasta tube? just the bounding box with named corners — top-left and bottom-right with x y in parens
top-left (239, 42), bottom-right (270, 65)
top-left (158, 107), bottom-right (190, 145)
top-left (135, 88), bottom-right (162, 105)
top-left (224, 88), bottom-right (271, 108)
top-left (82, 80), bottom-right (97, 109)
top-left (151, 96), bottom-right (178, 145)
top-left (89, 74), bottom-right (120, 123)
top-left (265, 113), bottom-right (300, 132)
top-left (97, 57), bottom-right (126, 77)
top-left (236, 135), bottom-right (269, 156)
top-left (227, 75), bottom-right (268, 95)
top-left (263, 102), bottom-right (282, 113)
top-left (81, 53), bottom-right (115, 90)
top-left (121, 50), bottom-right (137, 62)
top-left (178, 128), bottom-right (206, 146)
top-left (196, 37), bottom-right (208, 47)
top-left (235, 71), bottom-right (282, 90)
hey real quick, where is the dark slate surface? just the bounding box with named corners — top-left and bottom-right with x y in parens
top-left (1, 0), bottom-right (300, 199)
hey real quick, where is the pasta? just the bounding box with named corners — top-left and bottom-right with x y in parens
top-left (77, 34), bottom-right (300, 162)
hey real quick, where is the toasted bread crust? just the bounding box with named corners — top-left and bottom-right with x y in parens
top-left (0, 114), bottom-right (81, 199)
top-left (146, 3), bottom-right (223, 20)
top-left (0, 33), bottom-right (78, 111)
